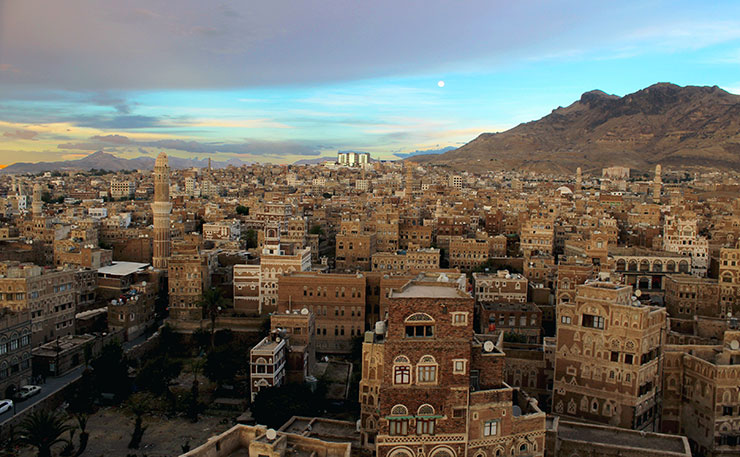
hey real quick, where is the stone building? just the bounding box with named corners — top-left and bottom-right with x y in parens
top-left (335, 220), bottom-right (376, 271)
top-left (0, 309), bottom-right (32, 398)
top-left (110, 179), bottom-right (135, 199)
top-left (449, 237), bottom-right (490, 271)
top-left (372, 248), bottom-right (440, 273)
top-left (168, 245), bottom-right (218, 321)
top-left (552, 282), bottom-right (667, 431)
top-left (270, 310), bottom-right (316, 383)
top-left (520, 217), bottom-right (554, 256)
top-left (664, 274), bottom-right (720, 319)
top-left (662, 214), bottom-right (709, 277)
top-left (480, 302), bottom-right (542, 344)
top-left (473, 271), bottom-right (528, 304)
top-left (661, 331), bottom-right (740, 456)
top-left (0, 261), bottom-right (86, 345)
top-left (233, 263), bottom-right (261, 315)
top-left (277, 272), bottom-right (365, 354)
top-left (151, 152), bottom-right (172, 270)
top-left (361, 278), bottom-right (547, 457)
top-left (718, 245), bottom-right (740, 319)
top-left (250, 329), bottom-right (287, 401)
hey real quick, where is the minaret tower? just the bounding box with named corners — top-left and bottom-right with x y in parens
top-left (151, 152), bottom-right (172, 270)
top-left (575, 167), bottom-right (582, 194)
top-left (652, 164), bottom-right (662, 204)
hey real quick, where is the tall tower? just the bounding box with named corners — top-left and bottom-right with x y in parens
top-left (652, 164), bottom-right (662, 203)
top-left (576, 167), bottom-right (582, 193)
top-left (151, 152), bottom-right (172, 270)
top-left (31, 182), bottom-right (43, 217)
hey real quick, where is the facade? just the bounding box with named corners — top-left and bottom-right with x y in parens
top-left (662, 331), bottom-right (740, 456)
top-left (480, 302), bottom-right (542, 343)
top-left (203, 220), bottom-right (241, 241)
top-left (362, 279), bottom-right (547, 457)
top-left (718, 245), bottom-right (740, 320)
top-left (277, 272), bottom-right (365, 354)
top-left (168, 246), bottom-right (217, 321)
top-left (449, 237), bottom-right (490, 271)
top-left (233, 263), bottom-right (261, 315)
top-left (270, 310), bottom-right (316, 383)
top-left (250, 330), bottom-right (287, 401)
top-left (151, 152), bottom-right (172, 270)
top-left (552, 282), bottom-right (667, 431)
top-left (0, 261), bottom-right (83, 345)
top-left (662, 214), bottom-right (709, 277)
top-left (520, 218), bottom-right (554, 256)
top-left (335, 221), bottom-right (376, 271)
top-left (473, 271), bottom-right (528, 304)
top-left (664, 274), bottom-right (720, 319)
top-left (110, 179), bottom-right (135, 199)
top-left (0, 309), bottom-right (32, 398)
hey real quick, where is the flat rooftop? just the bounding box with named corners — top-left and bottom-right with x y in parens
top-left (391, 283), bottom-right (469, 299)
top-left (97, 261), bottom-right (149, 277)
top-left (556, 420), bottom-right (689, 455)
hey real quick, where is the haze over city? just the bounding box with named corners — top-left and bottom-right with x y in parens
top-left (2, 0), bottom-right (740, 166)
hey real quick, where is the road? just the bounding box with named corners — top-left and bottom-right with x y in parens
top-left (0, 365), bottom-right (85, 425)
top-left (0, 323), bottom-right (159, 426)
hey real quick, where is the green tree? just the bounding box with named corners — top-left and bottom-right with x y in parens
top-left (235, 205), bottom-right (249, 215)
top-left (135, 355), bottom-right (183, 396)
top-left (309, 225), bottom-right (324, 236)
top-left (17, 409), bottom-right (73, 457)
top-left (251, 384), bottom-right (325, 429)
top-left (243, 229), bottom-right (258, 249)
top-left (126, 393), bottom-right (154, 449)
top-left (198, 287), bottom-right (226, 349)
top-left (91, 341), bottom-right (130, 402)
top-left (203, 344), bottom-right (244, 390)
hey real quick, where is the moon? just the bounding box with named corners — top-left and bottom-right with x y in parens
top-left (437, 80), bottom-right (445, 88)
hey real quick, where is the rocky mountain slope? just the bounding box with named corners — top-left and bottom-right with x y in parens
top-left (409, 83), bottom-right (740, 173)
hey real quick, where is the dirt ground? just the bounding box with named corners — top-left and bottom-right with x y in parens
top-left (18, 407), bottom-right (234, 457)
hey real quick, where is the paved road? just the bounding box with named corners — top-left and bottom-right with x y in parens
top-left (0, 323), bottom-right (160, 427)
top-left (0, 365), bottom-right (85, 425)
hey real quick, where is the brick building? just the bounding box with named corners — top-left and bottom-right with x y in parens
top-left (361, 279), bottom-right (547, 457)
top-left (277, 272), bottom-right (365, 354)
top-left (553, 282), bottom-right (667, 431)
top-left (270, 310), bottom-right (316, 383)
top-left (480, 302), bottom-right (542, 344)
top-left (168, 245), bottom-right (218, 321)
top-left (335, 220), bottom-right (377, 271)
top-left (664, 274), bottom-right (720, 319)
top-left (0, 309), bottom-right (32, 398)
top-left (473, 271), bottom-right (528, 304)
top-left (449, 237), bottom-right (490, 271)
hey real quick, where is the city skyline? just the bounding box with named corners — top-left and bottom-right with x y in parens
top-left (2, 1), bottom-right (740, 166)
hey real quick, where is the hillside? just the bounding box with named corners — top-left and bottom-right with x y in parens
top-left (409, 83), bottom-right (740, 173)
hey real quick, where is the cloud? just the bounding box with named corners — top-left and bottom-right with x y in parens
top-left (3, 1), bottom-right (735, 91)
top-left (2, 129), bottom-right (38, 140)
top-left (91, 134), bottom-right (132, 144)
top-left (394, 146), bottom-right (455, 158)
top-left (75, 115), bottom-right (162, 129)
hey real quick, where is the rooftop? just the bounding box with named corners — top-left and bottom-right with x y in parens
top-left (97, 261), bottom-right (150, 277)
top-left (391, 283), bottom-right (469, 299)
top-left (554, 419), bottom-right (690, 456)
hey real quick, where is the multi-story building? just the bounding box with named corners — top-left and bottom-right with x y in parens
top-left (259, 225), bottom-right (312, 313)
top-left (371, 248), bottom-right (440, 273)
top-left (203, 220), bottom-right (241, 241)
top-left (473, 270), bottom-right (528, 304)
top-left (249, 330), bottom-right (287, 401)
top-left (0, 309), bottom-right (32, 398)
top-left (361, 278), bottom-right (547, 457)
top-left (553, 282), bottom-right (667, 431)
top-left (233, 263), bottom-right (261, 315)
top-left (168, 245), bottom-right (217, 321)
top-left (664, 274), bottom-right (720, 319)
top-left (277, 272), bottom-right (365, 353)
top-left (107, 278), bottom-right (157, 339)
top-left (662, 214), bottom-right (709, 277)
top-left (151, 152), bottom-right (172, 270)
top-left (335, 220), bottom-right (376, 271)
top-left (270, 310), bottom-right (316, 383)
top-left (449, 175), bottom-right (463, 190)
top-left (520, 217), bottom-right (554, 256)
top-left (110, 179), bottom-right (135, 199)
top-left (0, 261), bottom-right (83, 345)
top-left (449, 237), bottom-right (490, 270)
top-left (480, 302), bottom-right (542, 343)
top-left (718, 245), bottom-right (740, 319)
top-left (662, 330), bottom-right (740, 456)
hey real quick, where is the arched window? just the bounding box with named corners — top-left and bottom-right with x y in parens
top-left (405, 313), bottom-right (435, 338)
top-left (391, 404), bottom-right (408, 416)
top-left (393, 356), bottom-right (411, 385)
top-left (418, 404), bottom-right (435, 416)
top-left (417, 355), bottom-right (438, 384)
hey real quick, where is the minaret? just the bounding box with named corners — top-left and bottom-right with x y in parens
top-left (32, 182), bottom-right (47, 232)
top-left (151, 152), bottom-right (172, 270)
top-left (652, 164), bottom-right (662, 203)
top-left (575, 167), bottom-right (582, 194)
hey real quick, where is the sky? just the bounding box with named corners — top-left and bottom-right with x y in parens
top-left (1, 0), bottom-right (740, 166)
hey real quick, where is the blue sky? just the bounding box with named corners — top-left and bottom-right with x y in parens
top-left (1, 0), bottom-right (739, 165)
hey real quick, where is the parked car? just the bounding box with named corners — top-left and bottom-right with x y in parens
top-left (17, 385), bottom-right (41, 400)
top-left (0, 399), bottom-right (12, 414)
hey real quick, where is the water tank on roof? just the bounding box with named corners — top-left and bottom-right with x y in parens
top-left (375, 321), bottom-right (386, 335)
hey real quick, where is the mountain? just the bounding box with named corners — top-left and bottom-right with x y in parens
top-left (293, 156), bottom-right (336, 165)
top-left (409, 83), bottom-right (740, 173)
top-left (1, 151), bottom-right (252, 174)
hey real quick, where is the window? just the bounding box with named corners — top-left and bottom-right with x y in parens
top-left (483, 420), bottom-right (499, 436)
top-left (389, 420), bottom-right (408, 436)
top-left (611, 351), bottom-right (619, 362)
top-left (452, 312), bottom-right (468, 326)
top-left (624, 354), bottom-right (633, 365)
top-left (582, 314), bottom-right (604, 329)
top-left (417, 419), bottom-right (435, 435)
top-left (405, 313), bottom-right (435, 338)
top-left (418, 364), bottom-right (437, 384)
top-left (393, 356), bottom-right (411, 385)
top-left (723, 406), bottom-right (733, 416)
top-left (561, 315), bottom-right (572, 324)
top-left (453, 359), bottom-right (467, 374)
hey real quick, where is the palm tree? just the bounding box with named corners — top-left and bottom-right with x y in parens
top-left (17, 409), bottom-right (73, 457)
top-left (198, 287), bottom-right (225, 349)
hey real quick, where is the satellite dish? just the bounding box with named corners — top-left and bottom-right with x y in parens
top-left (266, 429), bottom-right (277, 440)
top-left (301, 308), bottom-right (309, 315)
top-left (483, 341), bottom-right (495, 353)
top-left (731, 340), bottom-right (739, 351)
top-left (634, 289), bottom-right (642, 297)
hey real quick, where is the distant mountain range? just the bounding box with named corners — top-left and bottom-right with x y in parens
top-left (292, 156), bottom-right (336, 165)
top-left (409, 83), bottom-right (740, 173)
top-left (0, 151), bottom-right (253, 174)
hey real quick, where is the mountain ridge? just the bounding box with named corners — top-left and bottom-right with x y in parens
top-left (409, 83), bottom-right (740, 173)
